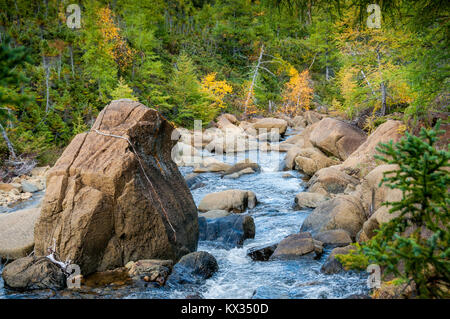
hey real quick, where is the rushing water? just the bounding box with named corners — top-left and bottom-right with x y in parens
top-left (0, 131), bottom-right (369, 299)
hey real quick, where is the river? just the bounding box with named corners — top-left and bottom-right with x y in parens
top-left (0, 130), bottom-right (369, 299)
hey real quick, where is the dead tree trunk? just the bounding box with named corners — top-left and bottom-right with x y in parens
top-left (0, 123), bottom-right (17, 160)
top-left (244, 44), bottom-right (264, 115)
top-left (69, 45), bottom-right (74, 78)
top-left (361, 70), bottom-right (376, 96)
top-left (377, 50), bottom-right (387, 116)
top-left (43, 56), bottom-right (51, 113)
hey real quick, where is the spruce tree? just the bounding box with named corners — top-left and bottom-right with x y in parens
top-left (338, 121), bottom-right (450, 298)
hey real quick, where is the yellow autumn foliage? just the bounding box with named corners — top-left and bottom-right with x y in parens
top-left (200, 72), bottom-right (233, 109)
top-left (282, 67), bottom-right (313, 116)
top-left (97, 7), bottom-right (134, 71)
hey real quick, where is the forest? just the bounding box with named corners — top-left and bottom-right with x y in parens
top-left (0, 0), bottom-right (448, 171)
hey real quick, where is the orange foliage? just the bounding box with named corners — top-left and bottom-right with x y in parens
top-left (282, 67), bottom-right (313, 116)
top-left (97, 7), bottom-right (134, 71)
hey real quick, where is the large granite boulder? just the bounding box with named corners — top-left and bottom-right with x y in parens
top-left (0, 207), bottom-right (41, 260)
top-left (292, 115), bottom-right (307, 128)
top-left (300, 194), bottom-right (366, 239)
top-left (294, 192), bottom-right (329, 210)
top-left (309, 118), bottom-right (367, 160)
top-left (340, 120), bottom-right (403, 178)
top-left (355, 164), bottom-right (403, 242)
top-left (34, 100), bottom-right (198, 275)
top-left (281, 121), bottom-right (318, 150)
top-left (2, 256), bottom-right (66, 291)
top-left (294, 148), bottom-right (340, 176)
top-left (307, 167), bottom-right (359, 195)
top-left (303, 111), bottom-right (323, 125)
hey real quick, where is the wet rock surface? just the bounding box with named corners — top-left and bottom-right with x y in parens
top-left (2, 256), bottom-right (66, 291)
top-left (198, 214), bottom-right (255, 248)
top-left (166, 251), bottom-right (218, 286)
top-left (247, 244), bottom-right (278, 261)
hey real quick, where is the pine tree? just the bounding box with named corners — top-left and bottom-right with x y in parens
top-left (168, 53), bottom-right (215, 127)
top-left (111, 78), bottom-right (137, 101)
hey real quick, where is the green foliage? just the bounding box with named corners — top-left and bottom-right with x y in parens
top-left (167, 53), bottom-right (215, 127)
top-left (0, 0), bottom-right (448, 161)
top-left (111, 78), bottom-right (137, 101)
top-left (338, 121), bottom-right (450, 298)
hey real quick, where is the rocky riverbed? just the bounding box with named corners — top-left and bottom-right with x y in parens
top-left (0, 100), bottom-right (407, 299)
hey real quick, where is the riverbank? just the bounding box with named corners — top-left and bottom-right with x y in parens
top-left (0, 100), bottom-right (411, 298)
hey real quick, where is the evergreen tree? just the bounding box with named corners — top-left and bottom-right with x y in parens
top-left (338, 121), bottom-right (450, 298)
top-left (168, 53), bottom-right (215, 127)
top-left (0, 37), bottom-right (31, 160)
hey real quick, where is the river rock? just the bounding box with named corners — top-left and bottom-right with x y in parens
top-left (281, 121), bottom-right (318, 148)
top-left (223, 167), bottom-right (255, 179)
top-left (300, 194), bottom-right (366, 239)
top-left (2, 256), bottom-right (66, 291)
top-left (252, 118), bottom-right (288, 135)
top-left (320, 245), bottom-right (356, 274)
top-left (307, 167), bottom-right (359, 195)
top-left (199, 210), bottom-right (231, 219)
top-left (30, 166), bottom-right (50, 178)
top-left (193, 158), bottom-right (232, 173)
top-left (309, 118), bottom-right (367, 160)
top-left (313, 229), bottom-right (352, 247)
top-left (270, 232), bottom-right (323, 260)
top-left (358, 164), bottom-right (402, 215)
top-left (217, 114), bottom-right (241, 134)
top-left (355, 164), bottom-right (403, 241)
top-left (0, 183), bottom-right (16, 192)
top-left (166, 251), bottom-right (219, 285)
top-left (247, 244), bottom-right (278, 261)
top-left (222, 160), bottom-right (260, 176)
top-left (125, 259), bottom-right (172, 285)
top-left (292, 115), bottom-right (307, 128)
top-left (294, 148), bottom-right (340, 176)
top-left (258, 130), bottom-right (280, 142)
top-left (21, 179), bottom-right (43, 193)
top-left (34, 100), bottom-right (198, 275)
top-left (185, 173), bottom-right (202, 189)
top-left (198, 214), bottom-right (255, 248)
top-left (198, 189), bottom-right (257, 212)
top-left (294, 192), bottom-right (329, 210)
top-left (172, 142), bottom-right (201, 166)
top-left (239, 121), bottom-right (258, 136)
top-left (207, 133), bottom-right (260, 154)
top-left (303, 111), bottom-right (323, 125)
top-left (284, 146), bottom-right (303, 170)
top-left (340, 120), bottom-right (403, 177)
top-left (0, 207), bottom-right (41, 260)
